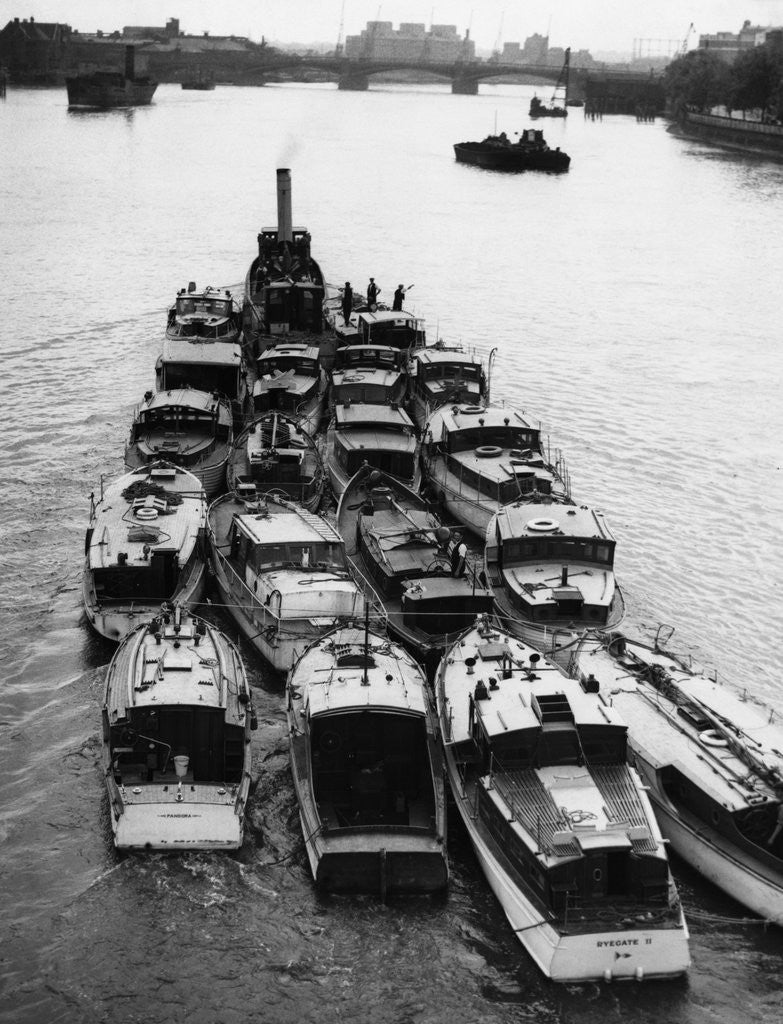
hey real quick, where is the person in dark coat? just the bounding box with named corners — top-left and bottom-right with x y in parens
top-left (341, 282), bottom-right (353, 326)
top-left (393, 284), bottom-right (405, 311)
top-left (367, 277), bottom-right (380, 309)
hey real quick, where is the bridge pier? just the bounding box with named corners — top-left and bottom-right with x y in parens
top-left (338, 72), bottom-right (369, 91)
top-left (451, 77), bottom-right (478, 95)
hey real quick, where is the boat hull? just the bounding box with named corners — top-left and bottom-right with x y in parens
top-left (111, 795), bottom-right (244, 851)
top-left (633, 755), bottom-right (783, 925)
top-left (454, 142), bottom-right (570, 172)
top-left (445, 755), bottom-right (690, 981)
top-left (66, 78), bottom-right (157, 108)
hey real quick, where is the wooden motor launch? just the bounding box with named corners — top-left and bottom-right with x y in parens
top-left (436, 617), bottom-right (690, 982)
top-left (287, 624), bottom-right (448, 894)
top-left (102, 607), bottom-right (255, 850)
top-left (83, 461), bottom-right (207, 642)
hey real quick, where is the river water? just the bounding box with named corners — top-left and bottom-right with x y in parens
top-left (1, 81), bottom-right (782, 1024)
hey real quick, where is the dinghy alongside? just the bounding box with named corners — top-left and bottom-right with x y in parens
top-left (102, 607), bottom-right (255, 850)
top-left (287, 625), bottom-right (448, 893)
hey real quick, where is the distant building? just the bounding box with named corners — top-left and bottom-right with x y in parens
top-left (698, 20), bottom-right (782, 62)
top-left (122, 18), bottom-right (179, 42)
top-left (0, 16), bottom-right (72, 80)
top-left (345, 21), bottom-right (475, 62)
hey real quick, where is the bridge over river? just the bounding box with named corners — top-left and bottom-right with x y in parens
top-left (223, 54), bottom-right (665, 112)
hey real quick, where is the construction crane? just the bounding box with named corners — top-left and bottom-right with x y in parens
top-left (492, 11), bottom-right (505, 60)
top-left (335, 0), bottom-right (346, 56)
top-left (680, 23), bottom-right (695, 56)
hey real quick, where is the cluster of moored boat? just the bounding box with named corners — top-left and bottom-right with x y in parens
top-left (85, 169), bottom-right (783, 984)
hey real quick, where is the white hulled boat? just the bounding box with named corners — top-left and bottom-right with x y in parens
top-left (207, 491), bottom-right (381, 674)
top-left (569, 629), bottom-right (783, 925)
top-left (485, 502), bottom-right (625, 650)
top-left (252, 341), bottom-right (327, 437)
top-left (83, 462), bottom-right (207, 641)
top-left (421, 404), bottom-right (570, 538)
top-left (102, 607), bottom-right (255, 850)
top-left (437, 617), bottom-right (690, 982)
top-left (287, 625), bottom-right (448, 893)
top-left (124, 387), bottom-right (233, 499)
top-left (326, 401), bottom-right (420, 497)
top-left (408, 345), bottom-right (487, 430)
top-left (227, 411), bottom-right (324, 512)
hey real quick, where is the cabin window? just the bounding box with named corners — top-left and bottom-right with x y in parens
top-left (161, 364), bottom-right (238, 399)
top-left (536, 727), bottom-right (581, 767)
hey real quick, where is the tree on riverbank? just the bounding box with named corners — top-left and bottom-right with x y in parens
top-left (666, 40), bottom-right (783, 119)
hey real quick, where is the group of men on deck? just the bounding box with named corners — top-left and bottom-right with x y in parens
top-left (340, 279), bottom-right (407, 325)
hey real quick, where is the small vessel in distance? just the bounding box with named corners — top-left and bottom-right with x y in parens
top-left (287, 625), bottom-right (448, 894)
top-left (529, 47), bottom-right (570, 119)
top-left (570, 628), bottom-right (783, 925)
top-left (181, 68), bottom-right (215, 90)
top-left (66, 45), bottom-right (157, 109)
top-left (437, 617), bottom-right (690, 982)
top-left (102, 607), bottom-right (255, 851)
top-left (454, 129), bottom-right (570, 173)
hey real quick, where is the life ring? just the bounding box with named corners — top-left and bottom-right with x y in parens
top-left (475, 445), bottom-right (502, 458)
top-left (135, 507), bottom-right (159, 521)
top-left (527, 517), bottom-right (559, 532)
top-left (699, 728), bottom-right (728, 748)
top-left (460, 405), bottom-right (483, 415)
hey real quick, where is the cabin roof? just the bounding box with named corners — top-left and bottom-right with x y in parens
top-left (141, 388), bottom-right (227, 415)
top-left (426, 403), bottom-right (537, 435)
top-left (441, 624), bottom-right (626, 746)
top-left (87, 464), bottom-right (206, 570)
top-left (258, 343), bottom-right (320, 361)
top-left (331, 367), bottom-right (403, 386)
top-left (161, 337), bottom-right (242, 365)
top-left (412, 349), bottom-right (481, 367)
top-left (235, 509), bottom-right (342, 546)
top-left (358, 310), bottom-right (422, 328)
top-left (495, 503), bottom-right (615, 543)
top-left (295, 628), bottom-right (428, 716)
top-left (336, 430), bottom-right (416, 454)
top-left (335, 403), bottom-right (413, 429)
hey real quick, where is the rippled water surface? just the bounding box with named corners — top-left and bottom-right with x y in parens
top-left (1, 83), bottom-right (782, 1024)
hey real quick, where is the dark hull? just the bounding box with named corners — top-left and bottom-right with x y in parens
top-left (66, 77), bottom-right (157, 108)
top-left (181, 82), bottom-right (215, 91)
top-left (454, 142), bottom-right (569, 173)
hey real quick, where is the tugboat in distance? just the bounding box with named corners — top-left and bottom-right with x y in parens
top-left (66, 45), bottom-right (157, 109)
top-left (454, 128), bottom-right (570, 173)
top-left (529, 47), bottom-right (570, 119)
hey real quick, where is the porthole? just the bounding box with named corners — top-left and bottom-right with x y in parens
top-left (593, 868), bottom-right (603, 882)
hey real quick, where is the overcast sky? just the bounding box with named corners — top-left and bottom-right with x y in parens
top-left (4, 1), bottom-right (783, 53)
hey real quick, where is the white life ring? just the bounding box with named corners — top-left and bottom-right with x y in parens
top-left (460, 405), bottom-right (484, 414)
top-left (135, 507), bottom-right (159, 521)
top-left (527, 517), bottom-right (558, 532)
top-left (699, 728), bottom-right (728, 748)
top-left (475, 445), bottom-right (502, 458)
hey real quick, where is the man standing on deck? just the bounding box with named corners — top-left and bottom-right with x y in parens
top-left (367, 277), bottom-right (380, 310)
top-left (393, 284), bottom-right (405, 311)
top-left (341, 282), bottom-right (353, 326)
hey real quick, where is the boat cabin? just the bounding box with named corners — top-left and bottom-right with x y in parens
top-left (409, 348), bottom-right (486, 409)
top-left (332, 402), bottom-right (417, 482)
top-left (331, 346), bottom-right (406, 406)
top-left (357, 310), bottom-right (425, 351)
top-left (156, 338), bottom-right (245, 403)
top-left (253, 343), bottom-right (322, 416)
top-left (233, 414), bottom-right (321, 504)
top-left (104, 614), bottom-right (249, 790)
top-left (257, 343), bottom-right (320, 379)
top-left (168, 285), bottom-right (240, 340)
top-left (487, 504), bottom-right (617, 624)
top-left (129, 389), bottom-right (231, 460)
top-left (440, 625), bottom-right (673, 913)
top-left (425, 405), bottom-right (556, 503)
